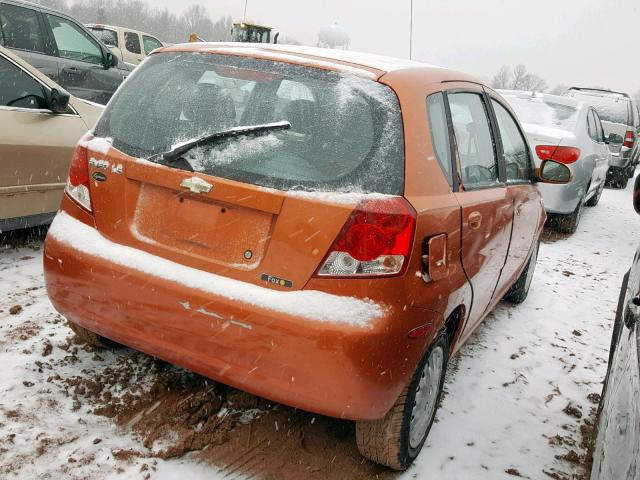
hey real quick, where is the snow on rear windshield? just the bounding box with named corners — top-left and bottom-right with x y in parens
top-left (504, 96), bottom-right (579, 132)
top-left (94, 52), bottom-right (404, 195)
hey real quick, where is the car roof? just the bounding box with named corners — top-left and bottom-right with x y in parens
top-left (567, 87), bottom-right (630, 99)
top-left (85, 23), bottom-right (157, 39)
top-left (1, 0), bottom-right (68, 17)
top-left (498, 89), bottom-right (584, 110)
top-left (566, 88), bottom-right (632, 104)
top-left (158, 42), bottom-right (480, 82)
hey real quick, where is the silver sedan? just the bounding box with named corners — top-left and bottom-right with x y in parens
top-left (500, 90), bottom-right (610, 233)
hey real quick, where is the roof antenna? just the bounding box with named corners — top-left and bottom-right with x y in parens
top-left (243, 0), bottom-right (248, 23)
top-left (409, 0), bottom-right (413, 60)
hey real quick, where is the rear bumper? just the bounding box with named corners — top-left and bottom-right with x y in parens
top-left (43, 211), bottom-right (434, 421)
top-left (608, 152), bottom-right (632, 169)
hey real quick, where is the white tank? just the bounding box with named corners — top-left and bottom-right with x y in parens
top-left (317, 23), bottom-right (350, 50)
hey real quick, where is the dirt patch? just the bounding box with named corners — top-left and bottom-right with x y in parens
top-left (540, 227), bottom-right (571, 244)
top-left (198, 407), bottom-right (391, 480)
top-left (47, 339), bottom-right (391, 479)
top-left (563, 402), bottom-right (583, 419)
top-left (4, 320), bottom-right (42, 343)
top-left (550, 402), bottom-right (599, 480)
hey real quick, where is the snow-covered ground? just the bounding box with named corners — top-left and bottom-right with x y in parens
top-left (1, 178), bottom-right (638, 480)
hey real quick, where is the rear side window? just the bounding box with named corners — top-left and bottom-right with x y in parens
top-left (426, 92), bottom-right (453, 186)
top-left (124, 32), bottom-right (140, 54)
top-left (587, 110), bottom-right (598, 141)
top-left (0, 4), bottom-right (46, 53)
top-left (95, 52), bottom-right (405, 195)
top-left (46, 14), bottom-right (103, 64)
top-left (89, 27), bottom-right (117, 48)
top-left (491, 100), bottom-right (530, 182)
top-left (593, 111), bottom-right (605, 142)
top-left (0, 55), bottom-right (46, 108)
top-left (448, 92), bottom-right (499, 188)
top-left (142, 35), bottom-right (162, 55)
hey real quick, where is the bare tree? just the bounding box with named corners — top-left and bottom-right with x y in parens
top-left (182, 4), bottom-right (214, 40)
top-left (491, 64), bottom-right (547, 92)
top-left (491, 66), bottom-right (511, 89)
top-left (211, 15), bottom-right (233, 42)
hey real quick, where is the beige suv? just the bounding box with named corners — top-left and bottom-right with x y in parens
top-left (86, 24), bottom-right (164, 65)
top-left (0, 46), bottom-right (103, 232)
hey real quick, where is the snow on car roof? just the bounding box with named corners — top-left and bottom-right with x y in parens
top-left (498, 90), bottom-right (584, 110)
top-left (161, 42), bottom-right (450, 78)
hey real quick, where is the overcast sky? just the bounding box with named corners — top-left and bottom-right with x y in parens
top-left (154, 0), bottom-right (639, 93)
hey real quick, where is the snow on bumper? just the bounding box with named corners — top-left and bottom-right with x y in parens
top-left (47, 212), bottom-right (384, 328)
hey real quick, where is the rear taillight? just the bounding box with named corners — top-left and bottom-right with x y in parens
top-left (623, 130), bottom-right (635, 149)
top-left (316, 197), bottom-right (416, 277)
top-left (65, 135), bottom-right (92, 211)
top-left (535, 145), bottom-right (581, 164)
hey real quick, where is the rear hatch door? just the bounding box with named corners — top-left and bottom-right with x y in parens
top-left (84, 50), bottom-right (405, 291)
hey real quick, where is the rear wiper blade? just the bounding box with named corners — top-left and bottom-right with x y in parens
top-left (149, 121), bottom-right (291, 164)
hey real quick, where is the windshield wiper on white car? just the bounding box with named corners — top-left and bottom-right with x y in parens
top-left (148, 121), bottom-right (291, 164)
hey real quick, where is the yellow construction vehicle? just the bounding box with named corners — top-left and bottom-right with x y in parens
top-left (231, 22), bottom-right (279, 44)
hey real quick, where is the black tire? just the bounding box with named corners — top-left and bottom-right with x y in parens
top-left (68, 321), bottom-right (119, 350)
top-left (355, 333), bottom-right (448, 470)
top-left (555, 198), bottom-right (583, 234)
top-left (504, 242), bottom-right (539, 304)
top-left (585, 183), bottom-right (604, 207)
top-left (618, 175), bottom-right (629, 189)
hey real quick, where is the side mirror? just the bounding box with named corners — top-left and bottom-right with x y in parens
top-left (46, 87), bottom-right (71, 114)
top-left (537, 160), bottom-right (572, 184)
top-left (607, 132), bottom-right (623, 145)
top-left (634, 174), bottom-right (640, 214)
top-left (105, 51), bottom-right (118, 69)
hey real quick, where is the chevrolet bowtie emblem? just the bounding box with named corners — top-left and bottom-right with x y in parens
top-left (180, 177), bottom-right (213, 194)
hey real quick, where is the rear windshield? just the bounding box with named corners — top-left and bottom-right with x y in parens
top-left (504, 96), bottom-right (579, 132)
top-left (566, 92), bottom-right (630, 125)
top-left (94, 52), bottom-right (404, 195)
top-left (88, 27), bottom-right (117, 47)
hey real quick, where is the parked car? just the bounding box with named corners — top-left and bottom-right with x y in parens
top-left (86, 24), bottom-right (163, 65)
top-left (500, 90), bottom-right (610, 233)
top-left (0, 0), bottom-right (133, 104)
top-left (564, 87), bottom-right (639, 188)
top-left (591, 174), bottom-right (640, 480)
top-left (0, 45), bottom-right (103, 232)
top-left (42, 43), bottom-right (570, 470)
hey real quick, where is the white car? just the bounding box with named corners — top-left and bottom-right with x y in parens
top-left (85, 24), bottom-right (164, 65)
top-left (500, 90), bottom-right (610, 233)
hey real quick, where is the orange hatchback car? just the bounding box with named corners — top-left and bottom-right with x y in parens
top-left (43, 43), bottom-right (570, 469)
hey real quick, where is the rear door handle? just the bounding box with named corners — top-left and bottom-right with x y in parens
top-left (468, 211), bottom-right (482, 230)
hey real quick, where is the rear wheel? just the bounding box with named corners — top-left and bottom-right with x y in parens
top-left (67, 321), bottom-right (119, 350)
top-left (355, 334), bottom-right (448, 470)
top-left (504, 241), bottom-right (539, 304)
top-left (585, 183), bottom-right (604, 207)
top-left (555, 197), bottom-right (584, 234)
